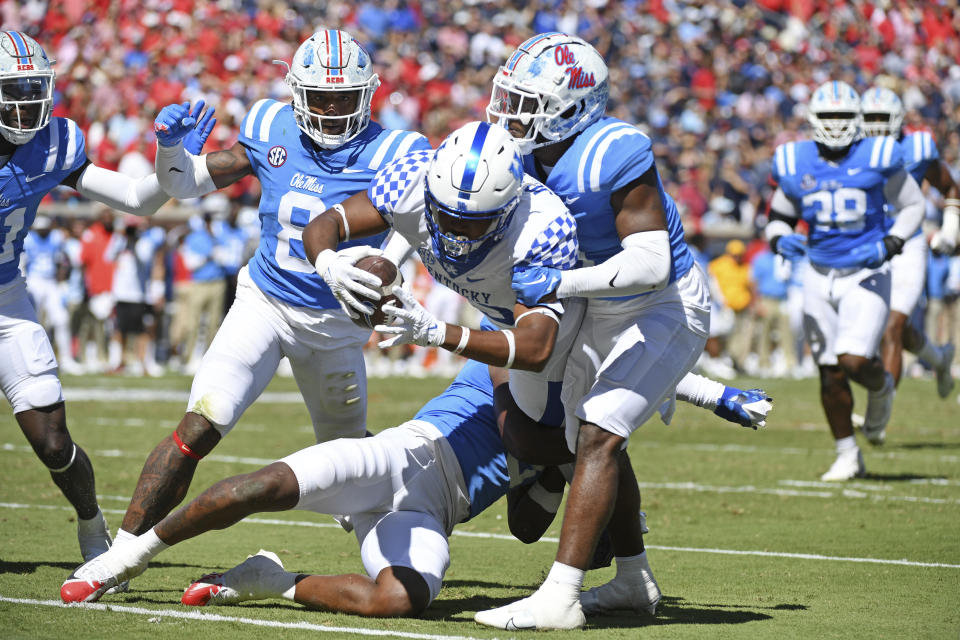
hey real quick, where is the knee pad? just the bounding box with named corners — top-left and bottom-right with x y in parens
top-left (189, 391), bottom-right (238, 435)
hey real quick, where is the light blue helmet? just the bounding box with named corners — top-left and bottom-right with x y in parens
top-left (487, 33), bottom-right (609, 154)
top-left (0, 31), bottom-right (54, 145)
top-left (861, 87), bottom-right (904, 138)
top-left (281, 29), bottom-right (379, 149)
top-left (424, 121), bottom-right (524, 266)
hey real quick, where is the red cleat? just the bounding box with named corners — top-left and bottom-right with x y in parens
top-left (181, 573), bottom-right (232, 606)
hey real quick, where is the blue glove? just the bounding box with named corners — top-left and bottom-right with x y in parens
top-left (773, 233), bottom-right (807, 259)
top-left (846, 239), bottom-right (887, 269)
top-left (511, 265), bottom-right (562, 306)
top-left (183, 99), bottom-right (217, 155)
top-left (154, 102), bottom-right (197, 147)
top-left (714, 387), bottom-right (773, 429)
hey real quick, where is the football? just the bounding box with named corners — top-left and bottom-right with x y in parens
top-left (351, 255), bottom-right (402, 329)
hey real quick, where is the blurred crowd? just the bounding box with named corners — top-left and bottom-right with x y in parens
top-left (5, 0), bottom-right (960, 376)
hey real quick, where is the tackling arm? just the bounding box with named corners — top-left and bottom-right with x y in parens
top-left (302, 190), bottom-right (390, 266)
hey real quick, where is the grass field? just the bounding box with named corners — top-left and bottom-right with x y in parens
top-left (1, 371), bottom-right (958, 639)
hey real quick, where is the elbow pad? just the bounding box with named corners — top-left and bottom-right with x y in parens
top-left (155, 141), bottom-right (216, 199)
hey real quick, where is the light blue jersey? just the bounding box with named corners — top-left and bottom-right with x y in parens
top-left (772, 137), bottom-right (903, 268)
top-left (239, 99), bottom-right (429, 308)
top-left (415, 359), bottom-right (543, 520)
top-left (900, 130), bottom-right (938, 184)
top-left (0, 117), bottom-right (87, 285)
top-left (521, 116), bottom-right (694, 294)
top-left (23, 230), bottom-right (64, 281)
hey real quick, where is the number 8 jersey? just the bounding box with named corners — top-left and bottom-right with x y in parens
top-left (772, 136), bottom-right (904, 268)
top-left (240, 98), bottom-right (430, 308)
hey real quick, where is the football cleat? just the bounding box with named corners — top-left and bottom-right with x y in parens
top-left (935, 343), bottom-right (955, 399)
top-left (581, 573), bottom-right (661, 616)
top-left (820, 448), bottom-right (865, 482)
top-left (60, 543), bottom-right (146, 603)
top-left (714, 387), bottom-right (773, 429)
top-left (182, 550), bottom-right (285, 606)
top-left (77, 511), bottom-right (112, 562)
top-left (862, 372), bottom-right (895, 445)
top-left (474, 590), bottom-right (585, 630)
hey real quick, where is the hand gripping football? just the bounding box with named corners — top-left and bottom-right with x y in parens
top-left (351, 256), bottom-right (402, 329)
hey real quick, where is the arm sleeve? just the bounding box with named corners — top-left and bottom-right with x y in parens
top-left (75, 164), bottom-right (170, 217)
top-left (555, 229), bottom-right (671, 298)
top-left (769, 187), bottom-right (799, 219)
top-left (884, 169), bottom-right (925, 241)
top-left (154, 141), bottom-right (217, 199)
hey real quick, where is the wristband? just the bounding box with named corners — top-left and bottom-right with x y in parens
top-left (503, 329), bottom-right (516, 369)
top-left (172, 430), bottom-right (204, 461)
top-left (453, 327), bottom-right (470, 355)
top-left (333, 203), bottom-right (350, 241)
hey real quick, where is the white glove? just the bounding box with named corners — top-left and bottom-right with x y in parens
top-left (375, 285), bottom-right (446, 348)
top-left (930, 229), bottom-right (956, 255)
top-left (314, 246), bottom-right (384, 319)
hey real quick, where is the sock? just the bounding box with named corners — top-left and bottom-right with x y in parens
top-left (265, 570), bottom-right (298, 600)
top-left (77, 509), bottom-right (107, 536)
top-left (114, 528), bottom-right (138, 546)
top-left (915, 335), bottom-right (944, 367)
top-left (836, 435), bottom-right (857, 453)
top-left (132, 528), bottom-right (170, 565)
top-left (614, 551), bottom-right (651, 579)
top-left (675, 372), bottom-right (725, 410)
top-left (545, 561), bottom-right (585, 593)
top-left (280, 579), bottom-right (299, 601)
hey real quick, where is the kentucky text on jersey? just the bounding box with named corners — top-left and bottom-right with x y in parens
top-left (773, 136), bottom-right (903, 267)
top-left (238, 98), bottom-right (429, 308)
top-left (0, 117), bottom-right (86, 285)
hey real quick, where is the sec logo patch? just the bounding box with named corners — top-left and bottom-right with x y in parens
top-left (268, 146), bottom-right (287, 167)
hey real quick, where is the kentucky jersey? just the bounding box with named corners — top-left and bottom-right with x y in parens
top-left (0, 118), bottom-right (87, 285)
top-left (773, 136), bottom-right (903, 268)
top-left (521, 116), bottom-right (694, 293)
top-left (367, 149), bottom-right (578, 327)
top-left (239, 99), bottom-right (429, 308)
top-left (415, 359), bottom-right (541, 520)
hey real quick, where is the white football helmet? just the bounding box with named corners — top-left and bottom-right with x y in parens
top-left (860, 87), bottom-right (904, 138)
top-left (281, 29), bottom-right (379, 149)
top-left (425, 121), bottom-right (524, 265)
top-left (0, 31), bottom-right (54, 146)
top-left (486, 32), bottom-right (609, 154)
top-left (808, 81), bottom-right (861, 150)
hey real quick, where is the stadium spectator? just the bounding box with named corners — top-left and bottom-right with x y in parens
top-left (709, 239), bottom-right (755, 371)
top-left (77, 208), bottom-right (116, 372)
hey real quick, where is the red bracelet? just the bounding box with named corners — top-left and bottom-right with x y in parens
top-left (172, 430), bottom-right (203, 461)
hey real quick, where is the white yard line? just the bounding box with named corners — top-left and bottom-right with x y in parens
top-left (1, 442), bottom-right (276, 466)
top-left (61, 388), bottom-right (305, 404)
top-left (635, 481), bottom-right (960, 505)
top-left (0, 596), bottom-right (483, 640)
top-left (1, 501), bottom-right (957, 570)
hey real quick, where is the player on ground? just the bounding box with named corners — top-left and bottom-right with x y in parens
top-left (766, 81), bottom-right (925, 480)
top-left (0, 31), bottom-right (212, 561)
top-left (59, 359), bottom-right (567, 610)
top-left (111, 30), bottom-right (431, 551)
top-left (859, 87), bottom-right (956, 439)
top-left (473, 33), bottom-right (714, 630)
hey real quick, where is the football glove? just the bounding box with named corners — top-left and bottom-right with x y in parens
top-left (714, 387), bottom-right (773, 429)
top-left (930, 229), bottom-right (956, 255)
top-left (846, 235), bottom-right (904, 269)
top-left (183, 100), bottom-right (217, 155)
top-left (376, 285), bottom-right (446, 348)
top-left (314, 246), bottom-right (384, 319)
top-left (771, 233), bottom-right (807, 259)
top-left (154, 102), bottom-right (197, 147)
top-left (511, 265), bottom-right (563, 306)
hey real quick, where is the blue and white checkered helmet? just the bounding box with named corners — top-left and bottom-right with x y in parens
top-left (808, 81), bottom-right (861, 150)
top-left (424, 121), bottom-right (524, 264)
top-left (0, 31), bottom-right (54, 145)
top-left (487, 32), bottom-right (609, 154)
top-left (860, 87), bottom-right (904, 138)
top-left (283, 29), bottom-right (379, 149)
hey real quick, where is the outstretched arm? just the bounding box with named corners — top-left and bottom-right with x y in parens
top-left (926, 160), bottom-right (960, 253)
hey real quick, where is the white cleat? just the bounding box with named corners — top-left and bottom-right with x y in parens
top-left (935, 343), bottom-right (955, 399)
top-left (820, 448), bottom-right (865, 482)
top-left (475, 583), bottom-right (585, 630)
top-left (77, 511), bottom-right (112, 562)
top-left (61, 542), bottom-right (147, 603)
top-left (862, 372), bottom-right (895, 445)
top-left (581, 574), bottom-right (661, 616)
top-left (182, 550), bottom-right (286, 606)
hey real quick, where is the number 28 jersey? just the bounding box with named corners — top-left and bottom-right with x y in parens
top-left (239, 99), bottom-right (430, 309)
top-left (772, 136), bottom-right (903, 268)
